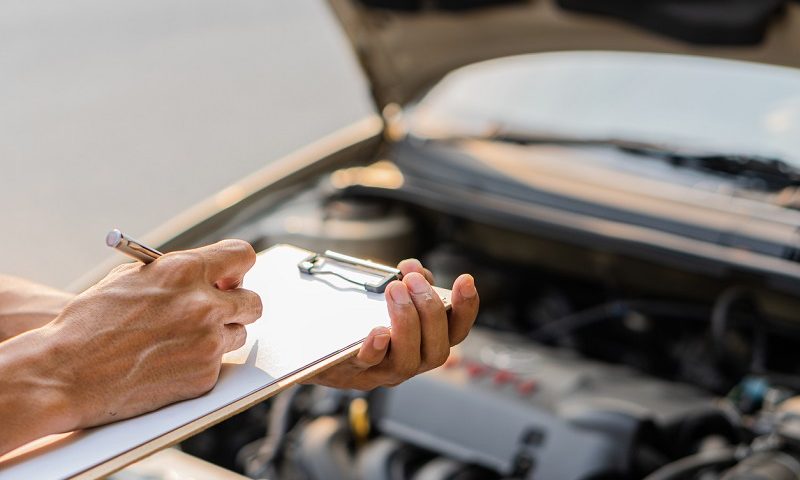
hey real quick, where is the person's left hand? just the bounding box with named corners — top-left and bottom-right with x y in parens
top-left (305, 259), bottom-right (479, 390)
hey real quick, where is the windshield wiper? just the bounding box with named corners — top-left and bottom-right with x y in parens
top-left (617, 142), bottom-right (798, 192)
top-left (444, 131), bottom-right (800, 191)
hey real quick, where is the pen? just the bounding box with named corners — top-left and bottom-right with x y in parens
top-left (106, 229), bottom-right (163, 264)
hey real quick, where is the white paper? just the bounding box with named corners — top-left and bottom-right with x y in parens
top-left (0, 245), bottom-right (393, 479)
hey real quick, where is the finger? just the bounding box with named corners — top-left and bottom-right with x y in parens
top-left (193, 239), bottom-right (257, 290)
top-left (448, 274), bottom-right (479, 346)
top-left (403, 272), bottom-right (449, 372)
top-left (222, 323), bottom-right (247, 353)
top-left (397, 259), bottom-right (435, 285)
top-left (382, 281), bottom-right (421, 382)
top-left (216, 288), bottom-right (263, 325)
top-left (352, 327), bottom-right (391, 370)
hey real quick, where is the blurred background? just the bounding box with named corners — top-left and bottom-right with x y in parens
top-left (4, 0), bottom-right (800, 289)
top-left (1, 0), bottom-right (373, 288)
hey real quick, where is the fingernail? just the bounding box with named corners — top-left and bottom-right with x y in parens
top-left (405, 273), bottom-right (430, 295)
top-left (459, 275), bottom-right (477, 299)
top-left (389, 282), bottom-right (412, 304)
top-left (373, 332), bottom-right (390, 350)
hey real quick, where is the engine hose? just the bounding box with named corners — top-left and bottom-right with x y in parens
top-left (240, 385), bottom-right (306, 478)
top-left (412, 457), bottom-right (467, 480)
top-left (642, 449), bottom-right (737, 480)
top-left (356, 437), bottom-right (417, 480)
top-left (295, 416), bottom-right (354, 480)
top-left (721, 451), bottom-right (800, 480)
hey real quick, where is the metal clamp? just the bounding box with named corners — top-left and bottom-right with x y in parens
top-left (298, 250), bottom-right (401, 293)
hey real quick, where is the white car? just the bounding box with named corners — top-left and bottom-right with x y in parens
top-left (98, 1), bottom-right (800, 479)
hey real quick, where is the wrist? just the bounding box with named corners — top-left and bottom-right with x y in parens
top-left (0, 326), bottom-right (80, 455)
top-left (0, 276), bottom-right (74, 341)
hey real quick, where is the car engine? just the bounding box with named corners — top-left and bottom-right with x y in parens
top-left (146, 47), bottom-right (800, 480)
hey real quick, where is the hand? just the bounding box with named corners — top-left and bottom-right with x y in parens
top-left (305, 259), bottom-right (479, 390)
top-left (0, 239), bottom-right (262, 455)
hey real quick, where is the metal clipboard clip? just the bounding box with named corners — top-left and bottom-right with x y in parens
top-left (298, 250), bottom-right (401, 293)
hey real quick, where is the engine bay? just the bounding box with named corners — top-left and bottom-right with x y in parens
top-left (171, 149), bottom-right (800, 479)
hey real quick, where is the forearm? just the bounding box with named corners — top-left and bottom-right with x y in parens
top-left (0, 326), bottom-right (76, 457)
top-left (0, 275), bottom-right (74, 341)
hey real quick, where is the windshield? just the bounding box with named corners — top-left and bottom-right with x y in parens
top-left (406, 51), bottom-right (800, 167)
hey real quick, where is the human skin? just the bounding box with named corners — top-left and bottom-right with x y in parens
top-left (306, 259), bottom-right (479, 390)
top-left (0, 275), bottom-right (74, 341)
top-left (0, 242), bottom-right (478, 457)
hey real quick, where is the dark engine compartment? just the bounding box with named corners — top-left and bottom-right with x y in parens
top-left (179, 155), bottom-right (800, 479)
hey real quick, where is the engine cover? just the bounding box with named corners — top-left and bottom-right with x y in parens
top-left (370, 328), bottom-right (716, 479)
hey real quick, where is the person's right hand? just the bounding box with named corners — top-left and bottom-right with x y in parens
top-left (39, 239), bottom-right (261, 432)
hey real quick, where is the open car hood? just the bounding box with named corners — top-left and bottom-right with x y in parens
top-left (327, 0), bottom-right (800, 109)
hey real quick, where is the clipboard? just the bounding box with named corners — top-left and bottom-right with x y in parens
top-left (0, 244), bottom-right (451, 480)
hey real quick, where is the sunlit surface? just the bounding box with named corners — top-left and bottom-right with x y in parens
top-left (408, 52), bottom-right (800, 164)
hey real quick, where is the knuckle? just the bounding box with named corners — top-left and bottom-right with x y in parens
top-left (155, 252), bottom-right (205, 284)
top-left (431, 349), bottom-right (450, 369)
top-left (430, 297), bottom-right (447, 315)
top-left (354, 380), bottom-right (381, 391)
top-left (235, 331), bottom-right (247, 349)
top-left (221, 239), bottom-right (256, 264)
top-left (195, 368), bottom-right (220, 395)
top-left (411, 292), bottom-right (433, 306)
top-left (233, 325), bottom-right (248, 349)
top-left (370, 371), bottom-right (398, 389)
top-left (185, 290), bottom-right (218, 321)
top-left (217, 298), bottom-right (239, 322)
top-left (448, 328), bottom-right (467, 347)
top-left (385, 378), bottom-right (405, 388)
top-left (197, 329), bottom-right (224, 359)
top-left (398, 359), bottom-right (419, 379)
top-left (386, 370), bottom-right (405, 386)
top-left (249, 291), bottom-right (264, 316)
top-left (237, 289), bottom-right (262, 316)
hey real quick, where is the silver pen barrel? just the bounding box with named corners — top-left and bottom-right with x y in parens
top-left (106, 229), bottom-right (163, 264)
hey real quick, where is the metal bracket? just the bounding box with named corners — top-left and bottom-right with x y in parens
top-left (298, 250), bottom-right (401, 293)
